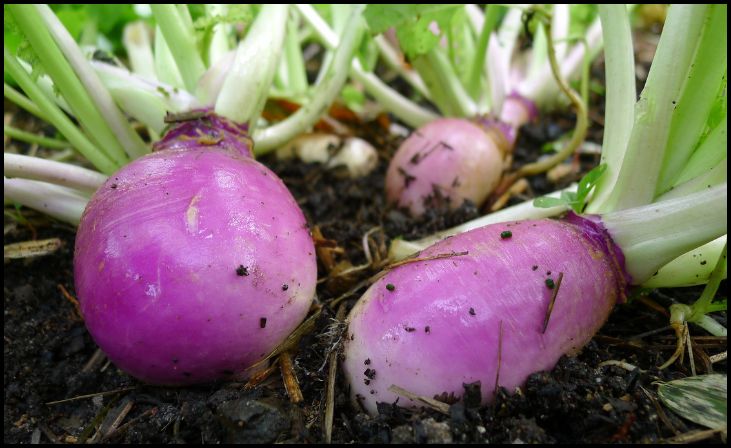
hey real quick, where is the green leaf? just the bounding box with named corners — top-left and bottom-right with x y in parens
top-left (84, 4), bottom-right (137, 34)
top-left (533, 196), bottom-right (569, 209)
top-left (573, 163), bottom-right (607, 211)
top-left (341, 84), bottom-right (365, 112)
top-left (53, 8), bottom-right (89, 41)
top-left (568, 4), bottom-right (598, 37)
top-left (193, 5), bottom-right (253, 34)
top-left (364, 5), bottom-right (455, 34)
top-left (533, 164), bottom-right (606, 212)
top-left (704, 298), bottom-right (727, 313)
top-left (363, 5), bottom-right (461, 60)
top-left (657, 374), bottom-right (727, 430)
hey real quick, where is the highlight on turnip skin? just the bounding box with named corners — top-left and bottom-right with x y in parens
top-left (74, 114), bottom-right (317, 385)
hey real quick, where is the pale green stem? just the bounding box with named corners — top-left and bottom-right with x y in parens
top-left (4, 153), bottom-right (107, 193)
top-left (688, 242), bottom-right (727, 318)
top-left (92, 61), bottom-right (200, 135)
top-left (8, 4), bottom-right (128, 167)
top-left (694, 315), bottom-right (727, 337)
top-left (602, 183), bottom-right (727, 284)
top-left (4, 83), bottom-right (47, 121)
top-left (412, 48), bottom-right (477, 118)
top-left (586, 5), bottom-right (637, 214)
top-left (284, 12), bottom-right (308, 95)
top-left (122, 21), bottom-right (157, 80)
top-left (643, 236), bottom-right (727, 288)
top-left (655, 157), bottom-right (727, 203)
top-left (351, 68), bottom-right (439, 128)
top-left (254, 6), bottom-right (364, 154)
top-left (551, 4), bottom-right (569, 63)
top-left (38, 5), bottom-right (149, 159)
top-left (4, 177), bottom-right (88, 225)
top-left (196, 50), bottom-right (236, 107)
top-left (465, 5), bottom-right (502, 101)
top-left (597, 5), bottom-right (710, 210)
top-left (215, 4), bottom-right (289, 125)
top-left (670, 115), bottom-right (726, 189)
top-left (4, 48), bottom-right (117, 174)
top-left (150, 4), bottom-right (206, 92)
top-left (497, 5), bottom-right (529, 83)
top-left (4, 126), bottom-right (69, 149)
top-left (316, 4), bottom-right (349, 86)
top-left (296, 4), bottom-right (438, 128)
top-left (656, 5), bottom-right (727, 194)
top-left (206, 5), bottom-right (233, 67)
top-left (153, 26), bottom-right (185, 89)
top-left (17, 59), bottom-right (72, 114)
top-left (374, 35), bottom-right (431, 99)
top-left (519, 16), bottom-right (603, 109)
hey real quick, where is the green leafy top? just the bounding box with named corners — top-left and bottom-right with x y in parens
top-left (363, 4), bottom-right (461, 60)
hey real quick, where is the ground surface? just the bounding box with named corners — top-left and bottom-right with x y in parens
top-left (4, 114), bottom-right (726, 443)
top-left (4, 28), bottom-right (727, 444)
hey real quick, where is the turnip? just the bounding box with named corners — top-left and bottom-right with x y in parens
top-left (384, 118), bottom-right (505, 216)
top-left (72, 114), bottom-right (317, 385)
top-left (4, 4), bottom-right (364, 384)
top-left (344, 186), bottom-right (727, 414)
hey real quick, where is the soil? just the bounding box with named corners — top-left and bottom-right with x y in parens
top-left (4, 30), bottom-right (726, 445)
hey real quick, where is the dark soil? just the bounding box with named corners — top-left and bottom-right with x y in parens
top-left (4, 110), bottom-right (727, 443)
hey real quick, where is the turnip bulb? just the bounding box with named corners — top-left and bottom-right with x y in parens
top-left (74, 112), bottom-right (317, 385)
top-left (343, 214), bottom-right (630, 414)
top-left (385, 118), bottom-right (506, 217)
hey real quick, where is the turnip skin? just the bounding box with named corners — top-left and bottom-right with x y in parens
top-left (385, 118), bottom-right (504, 217)
top-left (74, 122), bottom-right (316, 385)
top-left (343, 217), bottom-right (628, 414)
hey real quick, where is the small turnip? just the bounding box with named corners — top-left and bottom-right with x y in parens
top-left (385, 118), bottom-right (506, 217)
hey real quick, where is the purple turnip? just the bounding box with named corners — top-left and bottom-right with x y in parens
top-left (74, 113), bottom-right (317, 385)
top-left (343, 185), bottom-right (727, 414)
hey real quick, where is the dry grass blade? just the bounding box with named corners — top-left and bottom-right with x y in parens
top-left (45, 386), bottom-right (138, 405)
top-left (242, 360), bottom-right (280, 390)
top-left (598, 360), bottom-right (643, 372)
top-left (82, 348), bottom-right (107, 373)
top-left (661, 426), bottom-right (727, 443)
top-left (384, 251), bottom-right (469, 271)
top-left (542, 272), bottom-right (564, 333)
top-left (57, 284), bottom-right (82, 319)
top-left (324, 304), bottom-right (347, 444)
top-left (246, 309), bottom-right (322, 373)
top-left (279, 352), bottom-right (303, 404)
top-left (387, 385), bottom-right (450, 415)
top-left (89, 397), bottom-right (134, 443)
top-left (101, 407), bottom-right (158, 443)
top-left (4, 238), bottom-right (62, 259)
